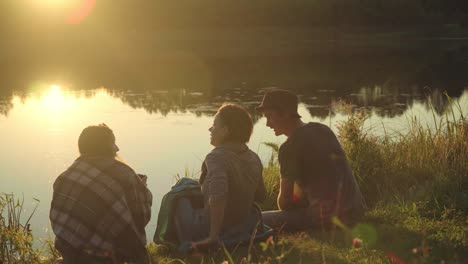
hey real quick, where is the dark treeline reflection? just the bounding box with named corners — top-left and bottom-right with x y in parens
top-left (0, 84), bottom-right (466, 123)
top-left (62, 86), bottom-right (468, 120)
top-left (2, 40), bottom-right (468, 119)
top-left (1, 44), bottom-right (468, 119)
top-left (105, 85), bottom-right (468, 122)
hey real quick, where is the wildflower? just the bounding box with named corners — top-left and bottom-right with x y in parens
top-left (352, 238), bottom-right (363, 249)
top-left (266, 235), bottom-right (274, 245)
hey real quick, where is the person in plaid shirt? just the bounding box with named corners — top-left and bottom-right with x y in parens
top-left (50, 124), bottom-right (152, 263)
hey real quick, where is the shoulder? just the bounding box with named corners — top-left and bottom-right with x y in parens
top-left (288, 122), bottom-right (334, 145)
top-left (279, 123), bottom-right (327, 155)
top-left (245, 148), bottom-right (263, 167)
top-left (205, 147), bottom-right (226, 160)
top-left (204, 148), bottom-right (228, 168)
top-left (299, 122), bottom-right (330, 135)
top-left (304, 122), bottom-right (334, 136)
top-left (247, 147), bottom-right (261, 159)
top-left (92, 158), bottom-right (138, 186)
top-left (113, 159), bottom-right (137, 176)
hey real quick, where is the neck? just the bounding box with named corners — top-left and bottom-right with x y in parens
top-left (218, 141), bottom-right (243, 147)
top-left (284, 118), bottom-right (306, 138)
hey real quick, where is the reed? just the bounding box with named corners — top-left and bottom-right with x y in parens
top-left (0, 193), bottom-right (41, 263)
top-left (334, 99), bottom-right (467, 213)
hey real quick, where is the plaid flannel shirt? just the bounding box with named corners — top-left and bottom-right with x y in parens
top-left (50, 157), bottom-right (152, 253)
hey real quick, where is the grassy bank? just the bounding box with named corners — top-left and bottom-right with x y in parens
top-left (1, 101), bottom-right (466, 263)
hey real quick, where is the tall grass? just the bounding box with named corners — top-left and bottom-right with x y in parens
top-left (0, 194), bottom-right (60, 264)
top-left (260, 142), bottom-right (281, 211)
top-left (334, 100), bottom-right (467, 213)
top-left (0, 193), bottom-right (41, 263)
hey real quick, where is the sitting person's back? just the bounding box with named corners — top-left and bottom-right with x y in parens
top-left (200, 141), bottom-right (265, 229)
top-left (278, 122), bottom-right (365, 226)
top-left (50, 124), bottom-right (152, 263)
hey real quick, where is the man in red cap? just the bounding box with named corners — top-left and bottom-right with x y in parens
top-left (256, 89), bottom-right (366, 231)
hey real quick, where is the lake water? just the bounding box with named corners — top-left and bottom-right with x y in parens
top-left (1, 39), bottom-right (468, 245)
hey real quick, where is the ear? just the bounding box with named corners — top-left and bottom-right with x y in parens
top-left (222, 125), bottom-right (230, 137)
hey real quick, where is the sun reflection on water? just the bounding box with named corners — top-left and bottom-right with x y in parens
top-left (41, 85), bottom-right (68, 112)
top-left (33, 85), bottom-right (84, 124)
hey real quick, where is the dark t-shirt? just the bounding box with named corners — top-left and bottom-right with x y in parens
top-left (279, 122), bottom-right (365, 217)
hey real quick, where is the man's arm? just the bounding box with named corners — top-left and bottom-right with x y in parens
top-left (192, 198), bottom-right (226, 248)
top-left (277, 178), bottom-right (295, 210)
top-left (192, 152), bottom-right (228, 249)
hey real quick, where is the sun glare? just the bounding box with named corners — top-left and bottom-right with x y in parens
top-left (41, 85), bottom-right (67, 112)
top-left (30, 0), bottom-right (78, 9)
top-left (50, 85), bottom-right (61, 94)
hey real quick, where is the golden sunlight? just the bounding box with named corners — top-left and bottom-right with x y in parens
top-left (41, 85), bottom-right (67, 112)
top-left (29, 0), bottom-right (79, 9)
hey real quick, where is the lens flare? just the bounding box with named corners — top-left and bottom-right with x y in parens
top-left (66, 0), bottom-right (96, 24)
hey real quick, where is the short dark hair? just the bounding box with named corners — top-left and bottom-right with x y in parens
top-left (217, 103), bottom-right (253, 143)
top-left (78, 124), bottom-right (116, 157)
